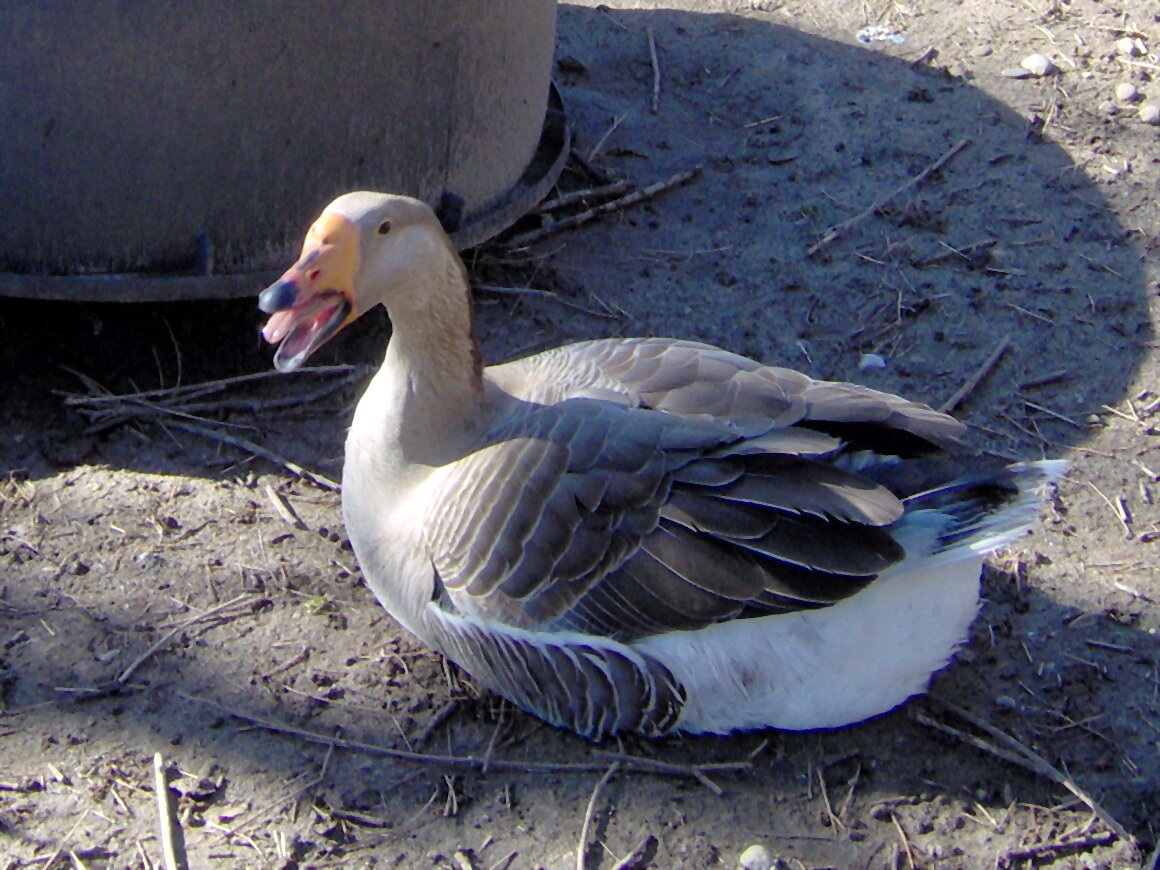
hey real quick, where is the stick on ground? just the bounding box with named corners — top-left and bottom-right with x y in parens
top-left (180, 692), bottom-right (751, 784)
top-left (535, 181), bottom-right (634, 214)
top-left (611, 835), bottom-right (659, 870)
top-left (478, 286), bottom-right (623, 320)
top-left (167, 421), bottom-right (340, 491)
top-left (586, 114), bottom-right (626, 164)
top-left (576, 761), bottom-right (621, 870)
top-left (939, 335), bottom-right (1011, 413)
top-left (62, 365), bottom-right (359, 408)
top-left (505, 167), bottom-right (702, 249)
top-left (153, 753), bottom-right (188, 870)
top-left (807, 138), bottom-right (972, 257)
top-left (998, 832), bottom-right (1118, 869)
top-left (920, 696), bottom-right (1138, 852)
top-left (118, 595), bottom-right (254, 687)
top-left (647, 28), bottom-right (661, 114)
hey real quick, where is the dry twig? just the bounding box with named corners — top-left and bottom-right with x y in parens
top-left (56, 595), bottom-right (254, 699)
top-left (41, 810), bottom-right (92, 870)
top-left (62, 367), bottom-right (357, 487)
top-left (1022, 399), bottom-right (1083, 428)
top-left (180, 692), bottom-right (751, 784)
top-left (921, 696), bottom-right (1137, 852)
top-left (153, 753), bottom-right (188, 870)
top-left (586, 114), bottom-right (626, 163)
top-left (1088, 481), bottom-right (1133, 538)
top-left (576, 762), bottom-right (621, 870)
top-left (535, 181), bottom-right (634, 214)
top-left (611, 835), bottom-right (659, 870)
top-left (505, 167), bottom-right (702, 249)
top-left (168, 421), bottom-right (340, 491)
top-left (478, 285), bottom-right (622, 320)
top-left (265, 484), bottom-right (307, 530)
top-left (806, 138), bottom-right (972, 257)
top-left (892, 813), bottom-right (916, 870)
top-left (939, 335), bottom-right (1011, 413)
top-left (816, 767), bottom-right (845, 833)
top-left (118, 595), bottom-right (253, 688)
top-left (998, 831), bottom-right (1117, 868)
top-left (646, 28), bottom-right (661, 113)
top-left (63, 364), bottom-right (359, 408)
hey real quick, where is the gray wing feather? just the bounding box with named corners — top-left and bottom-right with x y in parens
top-left (494, 337), bottom-right (965, 447)
top-left (421, 606), bottom-right (685, 738)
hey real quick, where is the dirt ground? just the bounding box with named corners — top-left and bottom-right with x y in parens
top-left (3, 1), bottom-right (1160, 867)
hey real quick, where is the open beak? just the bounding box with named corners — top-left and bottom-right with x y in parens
top-left (259, 212), bottom-right (360, 372)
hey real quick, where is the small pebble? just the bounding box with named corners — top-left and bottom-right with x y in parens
top-left (970, 44), bottom-right (992, 58)
top-left (1116, 37), bottom-right (1144, 57)
top-left (1020, 53), bottom-right (1055, 76)
top-left (1001, 67), bottom-right (1033, 79)
top-left (858, 353), bottom-right (887, 371)
top-left (1115, 82), bottom-right (1139, 102)
top-left (738, 843), bottom-right (772, 870)
top-left (1140, 103), bottom-right (1160, 126)
top-left (556, 55), bottom-right (587, 74)
top-left (855, 25), bottom-right (906, 45)
top-left (1098, 100), bottom-right (1119, 116)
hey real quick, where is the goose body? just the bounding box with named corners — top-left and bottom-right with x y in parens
top-left (260, 192), bottom-right (1061, 739)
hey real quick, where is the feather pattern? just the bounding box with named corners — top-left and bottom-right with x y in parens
top-left (273, 192), bottom-right (1063, 740)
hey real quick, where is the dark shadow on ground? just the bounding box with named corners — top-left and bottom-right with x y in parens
top-left (0, 7), bottom-right (1150, 485)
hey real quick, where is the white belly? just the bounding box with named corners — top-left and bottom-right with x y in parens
top-left (636, 556), bottom-right (981, 733)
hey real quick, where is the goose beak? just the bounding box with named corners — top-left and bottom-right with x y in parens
top-left (260, 212), bottom-right (360, 372)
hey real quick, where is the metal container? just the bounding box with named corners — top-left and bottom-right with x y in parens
top-left (0, 2), bottom-right (566, 300)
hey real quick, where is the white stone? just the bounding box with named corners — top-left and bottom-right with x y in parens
top-left (858, 353), bottom-right (887, 371)
top-left (1115, 82), bottom-right (1139, 102)
top-left (738, 844), bottom-right (773, 870)
top-left (855, 25), bottom-right (906, 45)
top-left (1020, 54), bottom-right (1055, 76)
top-left (1116, 37), bottom-right (1144, 57)
top-left (1140, 103), bottom-right (1160, 126)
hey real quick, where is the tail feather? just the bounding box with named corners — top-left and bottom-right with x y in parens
top-left (897, 459), bottom-right (1064, 565)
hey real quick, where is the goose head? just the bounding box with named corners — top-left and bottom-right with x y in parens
top-left (259, 192), bottom-right (458, 372)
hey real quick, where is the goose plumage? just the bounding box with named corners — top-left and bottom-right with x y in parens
top-left (259, 191), bottom-right (1062, 739)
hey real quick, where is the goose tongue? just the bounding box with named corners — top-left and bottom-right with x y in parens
top-left (261, 287), bottom-right (352, 372)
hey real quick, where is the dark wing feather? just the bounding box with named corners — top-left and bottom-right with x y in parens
top-left (422, 398), bottom-right (733, 628)
top-left (421, 606), bottom-right (686, 738)
top-left (423, 399), bottom-right (906, 644)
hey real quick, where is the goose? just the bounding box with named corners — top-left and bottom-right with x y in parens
top-left (258, 191), bottom-right (1062, 739)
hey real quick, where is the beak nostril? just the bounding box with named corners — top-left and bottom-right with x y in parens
top-left (309, 269), bottom-right (321, 282)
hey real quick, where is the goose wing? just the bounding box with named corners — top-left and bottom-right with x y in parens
top-left (490, 337), bottom-right (967, 453)
top-left (420, 393), bottom-right (908, 639)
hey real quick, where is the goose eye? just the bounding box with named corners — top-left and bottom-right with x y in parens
top-left (377, 220), bottom-right (392, 236)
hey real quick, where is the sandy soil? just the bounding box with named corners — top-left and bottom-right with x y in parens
top-left (2, 1), bottom-right (1159, 867)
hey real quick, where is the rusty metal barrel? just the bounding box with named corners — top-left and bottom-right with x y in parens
top-left (0, 2), bottom-right (565, 300)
